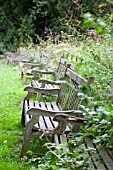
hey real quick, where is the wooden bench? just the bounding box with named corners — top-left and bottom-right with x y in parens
top-left (19, 51), bottom-right (51, 84)
top-left (4, 52), bottom-right (21, 64)
top-left (20, 66), bottom-right (94, 156)
top-left (31, 58), bottom-right (74, 99)
top-left (4, 51), bottom-right (31, 65)
top-left (20, 67), bottom-right (113, 169)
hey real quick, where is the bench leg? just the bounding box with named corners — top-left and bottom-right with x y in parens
top-left (22, 68), bottom-right (27, 84)
top-left (20, 115), bottom-right (39, 159)
top-left (21, 93), bottom-right (34, 126)
top-left (21, 70), bottom-right (23, 79)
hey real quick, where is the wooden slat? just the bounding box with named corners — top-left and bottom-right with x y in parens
top-left (39, 102), bottom-right (54, 130)
top-left (46, 102), bottom-right (58, 128)
top-left (84, 139), bottom-right (106, 170)
top-left (44, 84), bottom-right (52, 90)
top-left (34, 101), bottom-right (46, 130)
top-left (53, 84), bottom-right (59, 89)
top-left (54, 134), bottom-right (60, 145)
top-left (35, 82), bottom-right (41, 88)
top-left (32, 80), bottom-right (40, 88)
top-left (66, 68), bottom-right (87, 85)
top-left (94, 143), bottom-right (113, 170)
top-left (51, 102), bottom-right (61, 111)
top-left (51, 102), bottom-right (63, 128)
top-left (28, 101), bottom-right (35, 125)
top-left (29, 100), bottom-right (34, 107)
top-left (33, 80), bottom-right (58, 90)
top-left (81, 142), bottom-right (96, 170)
top-left (60, 134), bottom-right (68, 152)
top-left (24, 100), bottom-right (30, 124)
top-left (45, 84), bottom-right (53, 89)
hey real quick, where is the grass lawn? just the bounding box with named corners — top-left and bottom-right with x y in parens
top-left (0, 60), bottom-right (36, 169)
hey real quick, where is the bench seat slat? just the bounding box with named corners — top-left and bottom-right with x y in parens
top-left (46, 102), bottom-right (58, 128)
top-left (32, 81), bottom-right (41, 88)
top-left (34, 101), bottom-right (46, 130)
top-left (32, 80), bottom-right (59, 91)
top-left (39, 102), bottom-right (54, 130)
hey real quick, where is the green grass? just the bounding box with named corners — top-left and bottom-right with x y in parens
top-left (0, 61), bottom-right (36, 169)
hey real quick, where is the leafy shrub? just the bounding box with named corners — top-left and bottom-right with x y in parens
top-left (28, 137), bottom-right (95, 170)
top-left (80, 104), bottom-right (113, 149)
top-left (1, 0), bottom-right (113, 53)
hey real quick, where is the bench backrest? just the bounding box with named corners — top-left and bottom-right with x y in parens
top-left (41, 51), bottom-right (51, 69)
top-left (34, 50), bottom-right (51, 70)
top-left (57, 68), bottom-right (94, 115)
top-left (55, 58), bottom-right (74, 80)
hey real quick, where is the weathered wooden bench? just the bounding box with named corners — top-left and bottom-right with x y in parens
top-left (19, 51), bottom-right (51, 84)
top-left (20, 63), bottom-right (113, 169)
top-left (4, 52), bottom-right (21, 64)
top-left (31, 58), bottom-right (74, 100)
top-left (20, 66), bottom-right (94, 157)
top-left (4, 51), bottom-right (31, 65)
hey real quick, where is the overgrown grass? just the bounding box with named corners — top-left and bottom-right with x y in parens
top-left (0, 61), bottom-right (36, 169)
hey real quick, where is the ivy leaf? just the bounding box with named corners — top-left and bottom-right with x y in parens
top-left (100, 119), bottom-right (108, 124)
top-left (99, 3), bottom-right (107, 8)
top-left (93, 138), bottom-right (101, 143)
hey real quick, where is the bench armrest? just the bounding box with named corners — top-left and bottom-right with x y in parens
top-left (27, 107), bottom-right (86, 134)
top-left (32, 69), bottom-right (57, 80)
top-left (32, 69), bottom-right (56, 75)
top-left (53, 113), bottom-right (86, 134)
top-left (24, 86), bottom-right (60, 100)
top-left (19, 60), bottom-right (29, 67)
top-left (27, 107), bottom-right (75, 117)
top-left (23, 63), bottom-right (43, 68)
top-left (53, 113), bottom-right (86, 123)
top-left (38, 79), bottom-right (66, 85)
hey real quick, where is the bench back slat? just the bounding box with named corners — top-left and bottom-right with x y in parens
top-left (54, 58), bottom-right (72, 80)
top-left (57, 68), bottom-right (91, 114)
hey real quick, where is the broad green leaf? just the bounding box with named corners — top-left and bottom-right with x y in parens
top-left (99, 3), bottom-right (107, 8)
top-left (93, 138), bottom-right (101, 143)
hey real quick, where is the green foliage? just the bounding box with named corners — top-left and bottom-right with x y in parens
top-left (75, 35), bottom-right (113, 105)
top-left (1, 0), bottom-right (113, 53)
top-left (0, 1), bottom-right (35, 53)
top-left (80, 105), bottom-right (113, 149)
top-left (18, 15), bottom-right (35, 47)
top-left (82, 12), bottom-right (110, 35)
top-left (29, 139), bottom-right (91, 169)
